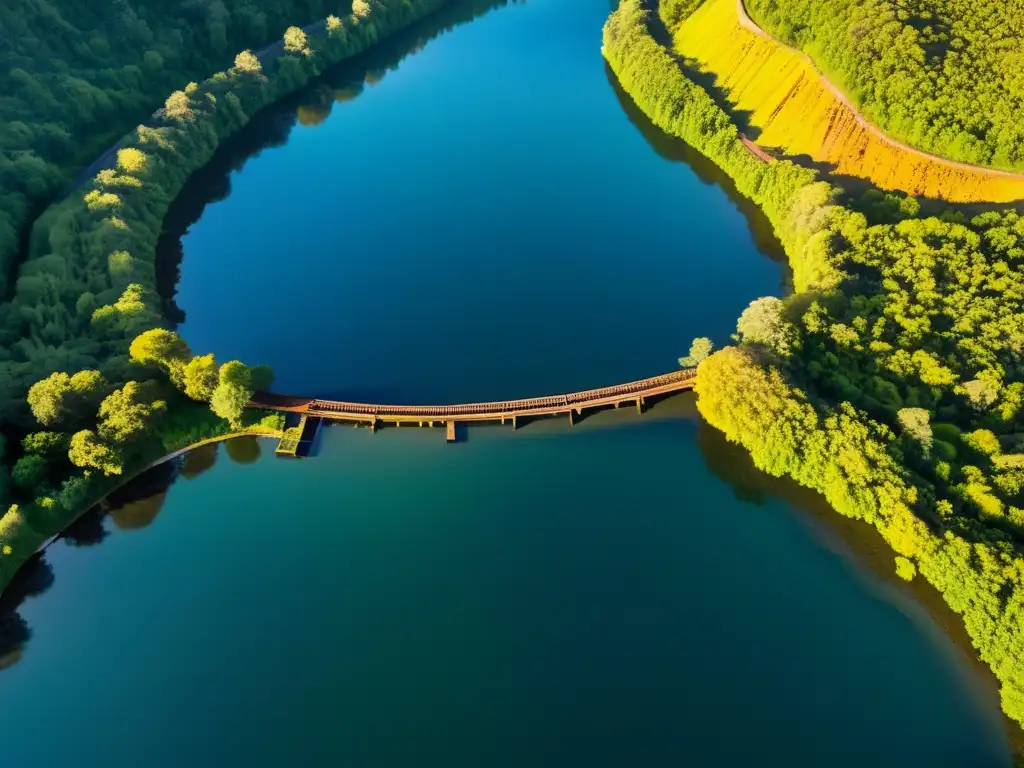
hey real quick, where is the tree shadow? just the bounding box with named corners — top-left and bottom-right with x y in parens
top-left (226, 436), bottom-right (262, 464)
top-left (677, 58), bottom-right (760, 140)
top-left (606, 63), bottom-right (787, 267)
top-left (0, 556), bottom-right (54, 673)
top-left (105, 457), bottom-right (179, 531)
top-left (61, 505), bottom-right (109, 548)
top-left (155, 0), bottom-right (518, 327)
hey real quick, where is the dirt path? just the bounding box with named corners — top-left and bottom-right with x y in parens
top-left (735, 0), bottom-right (1024, 181)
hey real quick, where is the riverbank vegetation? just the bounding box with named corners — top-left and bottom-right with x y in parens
top-left (0, 0), bottom-right (359, 299)
top-left (605, 0), bottom-right (1024, 730)
top-left (742, 0), bottom-right (1024, 173)
top-left (671, 0), bottom-right (1024, 202)
top-left (0, 0), bottom-right (465, 590)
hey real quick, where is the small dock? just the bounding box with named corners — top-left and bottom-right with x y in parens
top-left (275, 415), bottom-right (321, 457)
top-left (275, 416), bottom-right (305, 457)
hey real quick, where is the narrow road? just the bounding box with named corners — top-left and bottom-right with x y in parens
top-left (735, 0), bottom-right (1024, 181)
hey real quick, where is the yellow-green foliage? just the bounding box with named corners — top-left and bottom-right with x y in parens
top-left (673, 0), bottom-right (1024, 202)
top-left (604, 0), bottom-right (1024, 730)
top-left (745, 0), bottom-right (1024, 172)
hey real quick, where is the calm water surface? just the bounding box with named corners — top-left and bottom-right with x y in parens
top-left (1, 0), bottom-right (1013, 765)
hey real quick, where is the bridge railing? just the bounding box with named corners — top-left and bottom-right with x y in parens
top-left (303, 369), bottom-right (696, 418)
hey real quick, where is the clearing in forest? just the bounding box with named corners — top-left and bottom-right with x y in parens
top-left (673, 0), bottom-right (1024, 203)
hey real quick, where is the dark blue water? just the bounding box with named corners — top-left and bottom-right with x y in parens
top-left (172, 0), bottom-right (782, 402)
top-left (0, 0), bottom-right (1013, 765)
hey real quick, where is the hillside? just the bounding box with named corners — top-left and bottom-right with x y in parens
top-left (671, 0), bottom-right (1024, 202)
top-left (743, 0), bottom-right (1024, 172)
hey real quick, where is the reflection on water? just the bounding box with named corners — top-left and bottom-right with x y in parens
top-left (156, 0), bottom-right (519, 326)
top-left (0, 431), bottom-right (273, 673)
top-left (0, 555), bottom-right (53, 671)
top-left (225, 436), bottom-right (262, 464)
top-left (605, 64), bottom-right (789, 272)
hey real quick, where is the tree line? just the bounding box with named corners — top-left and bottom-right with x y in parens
top-left (605, 0), bottom-right (1024, 731)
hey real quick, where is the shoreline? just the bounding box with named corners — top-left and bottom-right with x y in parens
top-left (31, 429), bottom-right (283, 558)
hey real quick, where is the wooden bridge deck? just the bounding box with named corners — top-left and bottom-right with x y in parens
top-left (254, 369), bottom-right (697, 437)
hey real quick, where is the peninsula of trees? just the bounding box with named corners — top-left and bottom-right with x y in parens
top-left (605, 0), bottom-right (1024, 731)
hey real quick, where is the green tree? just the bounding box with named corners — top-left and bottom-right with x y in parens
top-left (961, 379), bottom-right (999, 412)
top-left (12, 455), bottom-right (47, 490)
top-left (27, 371), bottom-right (108, 427)
top-left (107, 250), bottom-right (135, 280)
top-left (894, 556), bottom-right (917, 581)
top-left (183, 354), bottom-right (219, 401)
top-left (283, 26), bottom-right (309, 54)
top-left (129, 329), bottom-right (192, 386)
top-left (97, 381), bottom-right (167, 443)
top-left (116, 147), bottom-right (146, 174)
top-left (69, 430), bottom-right (123, 476)
top-left (210, 361), bottom-right (253, 426)
top-left (736, 297), bottom-right (796, 356)
top-left (897, 407), bottom-right (933, 457)
top-left (964, 429), bottom-right (1001, 457)
top-left (164, 90), bottom-right (193, 121)
top-left (679, 337), bottom-right (713, 367)
top-left (234, 50), bottom-right (261, 74)
top-left (219, 360), bottom-right (252, 389)
top-left (22, 432), bottom-right (68, 459)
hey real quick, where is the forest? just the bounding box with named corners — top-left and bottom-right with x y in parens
top-left (0, 0), bottom-right (462, 585)
top-left (605, 0), bottom-right (1024, 731)
top-left (742, 0), bottom-right (1024, 172)
top-left (0, 0), bottom-right (357, 298)
top-left (670, 0), bottom-right (1024, 203)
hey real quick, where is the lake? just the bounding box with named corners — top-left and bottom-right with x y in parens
top-left (0, 0), bottom-right (1012, 765)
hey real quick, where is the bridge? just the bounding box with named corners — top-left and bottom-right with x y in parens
top-left (253, 369), bottom-right (698, 451)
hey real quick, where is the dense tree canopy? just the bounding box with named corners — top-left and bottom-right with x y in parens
top-left (744, 0), bottom-right (1024, 170)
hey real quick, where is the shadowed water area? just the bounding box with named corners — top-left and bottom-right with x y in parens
top-left (0, 0), bottom-right (1013, 765)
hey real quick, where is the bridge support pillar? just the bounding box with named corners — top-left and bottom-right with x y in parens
top-left (369, 418), bottom-right (377, 433)
top-left (446, 421), bottom-right (456, 443)
top-left (635, 396), bottom-right (644, 414)
top-left (567, 410), bottom-right (574, 426)
top-left (511, 415), bottom-right (517, 431)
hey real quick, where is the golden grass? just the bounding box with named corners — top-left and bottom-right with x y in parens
top-left (674, 0), bottom-right (1024, 203)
